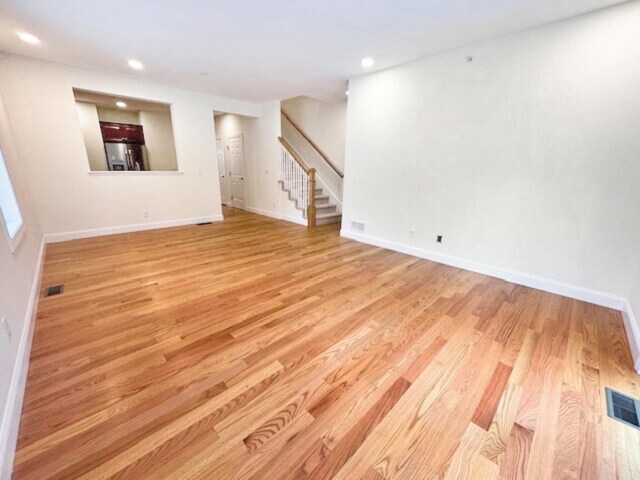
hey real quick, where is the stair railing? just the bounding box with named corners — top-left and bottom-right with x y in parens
top-left (278, 137), bottom-right (316, 227)
top-left (281, 109), bottom-right (344, 179)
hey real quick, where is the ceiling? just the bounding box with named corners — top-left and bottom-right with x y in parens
top-left (73, 88), bottom-right (170, 112)
top-left (0, 0), bottom-right (627, 103)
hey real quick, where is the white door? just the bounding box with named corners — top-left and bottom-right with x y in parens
top-left (225, 133), bottom-right (246, 209)
top-left (216, 137), bottom-right (231, 205)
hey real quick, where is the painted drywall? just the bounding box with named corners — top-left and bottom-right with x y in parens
top-left (281, 96), bottom-right (347, 171)
top-left (0, 87), bottom-right (44, 479)
top-left (631, 271), bottom-right (640, 321)
top-left (96, 107), bottom-right (140, 124)
top-left (343, 2), bottom-right (640, 304)
top-left (627, 269), bottom-right (640, 370)
top-left (0, 53), bottom-right (263, 237)
top-left (75, 101), bottom-right (107, 171)
top-left (139, 110), bottom-right (178, 171)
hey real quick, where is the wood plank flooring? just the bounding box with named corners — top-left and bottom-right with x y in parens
top-left (13, 207), bottom-right (640, 479)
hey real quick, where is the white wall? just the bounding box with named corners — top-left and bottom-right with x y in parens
top-left (0, 53), bottom-right (262, 238)
top-left (627, 269), bottom-right (640, 372)
top-left (281, 96), bottom-right (346, 171)
top-left (631, 272), bottom-right (640, 320)
top-left (343, 2), bottom-right (640, 308)
top-left (75, 101), bottom-right (107, 171)
top-left (96, 107), bottom-right (140, 124)
top-left (139, 110), bottom-right (178, 171)
top-left (0, 87), bottom-right (44, 479)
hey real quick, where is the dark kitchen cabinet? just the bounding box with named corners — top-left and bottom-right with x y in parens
top-left (100, 122), bottom-right (145, 145)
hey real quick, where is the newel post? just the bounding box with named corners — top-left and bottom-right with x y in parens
top-left (307, 168), bottom-right (316, 228)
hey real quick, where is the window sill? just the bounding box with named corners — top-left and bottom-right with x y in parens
top-left (7, 222), bottom-right (25, 254)
top-left (88, 171), bottom-right (185, 176)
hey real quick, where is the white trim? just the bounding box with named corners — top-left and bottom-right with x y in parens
top-left (0, 237), bottom-right (45, 478)
top-left (245, 206), bottom-right (307, 226)
top-left (340, 229), bottom-right (626, 311)
top-left (88, 171), bottom-right (185, 176)
top-left (44, 215), bottom-right (223, 244)
top-left (0, 201), bottom-right (25, 254)
top-left (4, 221), bottom-right (25, 254)
top-left (622, 300), bottom-right (640, 374)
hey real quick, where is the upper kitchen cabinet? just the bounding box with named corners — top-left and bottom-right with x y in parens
top-left (100, 122), bottom-right (145, 144)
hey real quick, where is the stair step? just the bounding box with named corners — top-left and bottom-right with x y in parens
top-left (314, 187), bottom-right (322, 195)
top-left (316, 204), bottom-right (337, 214)
top-left (315, 213), bottom-right (342, 226)
top-left (315, 195), bottom-right (330, 205)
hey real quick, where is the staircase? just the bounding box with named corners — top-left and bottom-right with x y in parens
top-left (312, 187), bottom-right (342, 225)
top-left (278, 109), bottom-right (344, 228)
top-left (279, 181), bottom-right (342, 225)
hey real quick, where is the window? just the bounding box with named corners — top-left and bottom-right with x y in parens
top-left (73, 89), bottom-right (178, 172)
top-left (0, 147), bottom-right (24, 252)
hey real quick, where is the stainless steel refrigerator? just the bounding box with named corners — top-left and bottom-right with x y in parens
top-left (105, 143), bottom-right (150, 171)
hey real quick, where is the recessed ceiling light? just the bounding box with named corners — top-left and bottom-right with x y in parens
top-left (128, 59), bottom-right (143, 70)
top-left (17, 32), bottom-right (40, 45)
top-left (361, 57), bottom-right (374, 68)
top-left (116, 101), bottom-right (127, 108)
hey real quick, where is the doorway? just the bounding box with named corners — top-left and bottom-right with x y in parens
top-left (215, 112), bottom-right (253, 211)
top-left (216, 133), bottom-right (246, 209)
top-left (216, 136), bottom-right (231, 205)
top-left (225, 133), bottom-right (246, 209)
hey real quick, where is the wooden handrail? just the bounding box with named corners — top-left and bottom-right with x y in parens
top-left (281, 109), bottom-right (344, 178)
top-left (278, 136), bottom-right (317, 228)
top-left (278, 136), bottom-right (311, 174)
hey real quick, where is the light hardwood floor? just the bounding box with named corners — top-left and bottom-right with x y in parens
top-left (13, 207), bottom-right (640, 479)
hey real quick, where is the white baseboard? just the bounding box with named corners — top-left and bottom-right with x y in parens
top-left (0, 237), bottom-right (46, 479)
top-left (245, 207), bottom-right (307, 226)
top-left (622, 301), bottom-right (640, 374)
top-left (43, 215), bottom-right (223, 244)
top-left (340, 229), bottom-right (626, 311)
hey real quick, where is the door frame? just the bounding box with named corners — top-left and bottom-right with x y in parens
top-left (216, 136), bottom-right (231, 206)
top-left (223, 132), bottom-right (246, 210)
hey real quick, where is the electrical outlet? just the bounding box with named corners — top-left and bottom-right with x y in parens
top-left (143, 210), bottom-right (149, 218)
top-left (409, 229), bottom-right (416, 240)
top-left (1, 317), bottom-right (12, 341)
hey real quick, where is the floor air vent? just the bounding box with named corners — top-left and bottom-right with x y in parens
top-left (44, 285), bottom-right (64, 297)
top-left (196, 222), bottom-right (212, 226)
top-left (606, 388), bottom-right (640, 429)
